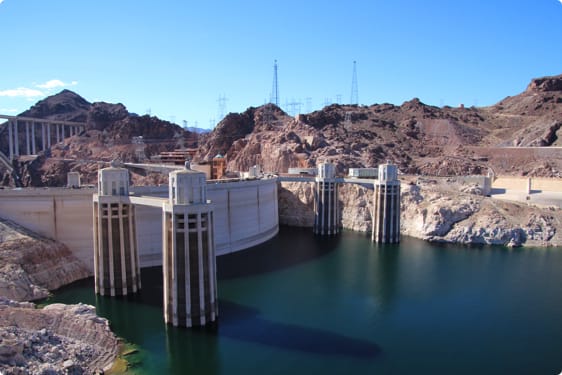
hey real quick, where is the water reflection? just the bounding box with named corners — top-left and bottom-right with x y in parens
top-left (372, 241), bottom-right (400, 312)
top-left (165, 325), bottom-right (220, 374)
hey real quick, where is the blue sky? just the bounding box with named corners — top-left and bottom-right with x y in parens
top-left (1, 0), bottom-right (561, 129)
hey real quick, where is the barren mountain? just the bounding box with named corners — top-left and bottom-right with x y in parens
top-left (0, 90), bottom-right (197, 186)
top-left (198, 74), bottom-right (562, 177)
top-left (1, 74), bottom-right (561, 187)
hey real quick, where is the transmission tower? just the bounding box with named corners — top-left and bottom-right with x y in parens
top-left (344, 112), bottom-right (352, 131)
top-left (270, 60), bottom-right (279, 107)
top-left (305, 97), bottom-right (312, 113)
top-left (287, 98), bottom-right (303, 117)
top-left (350, 61), bottom-right (359, 105)
top-left (217, 94), bottom-right (228, 121)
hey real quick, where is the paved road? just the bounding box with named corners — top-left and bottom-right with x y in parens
top-left (491, 189), bottom-right (562, 208)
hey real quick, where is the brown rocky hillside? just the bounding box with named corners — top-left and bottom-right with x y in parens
top-left (1, 74), bottom-right (561, 187)
top-left (0, 90), bottom-right (197, 186)
top-left (198, 74), bottom-right (562, 177)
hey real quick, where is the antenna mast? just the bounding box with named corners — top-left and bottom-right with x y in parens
top-left (350, 61), bottom-right (359, 105)
top-left (270, 60), bottom-right (279, 107)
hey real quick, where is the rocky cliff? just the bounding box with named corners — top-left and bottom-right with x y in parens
top-left (0, 219), bottom-right (120, 373)
top-left (0, 218), bottom-right (91, 302)
top-left (279, 179), bottom-right (561, 247)
top-left (399, 179), bottom-right (560, 246)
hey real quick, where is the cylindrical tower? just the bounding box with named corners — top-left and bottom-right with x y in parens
top-left (372, 163), bottom-right (401, 243)
top-left (314, 162), bottom-right (339, 235)
top-left (93, 163), bottom-right (141, 296)
top-left (163, 162), bottom-right (218, 327)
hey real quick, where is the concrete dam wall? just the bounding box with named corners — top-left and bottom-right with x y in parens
top-left (0, 179), bottom-right (279, 271)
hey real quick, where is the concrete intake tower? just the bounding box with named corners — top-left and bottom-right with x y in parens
top-left (163, 163), bottom-right (218, 327)
top-left (313, 162), bottom-right (339, 235)
top-left (93, 164), bottom-right (141, 296)
top-left (372, 163), bottom-right (401, 244)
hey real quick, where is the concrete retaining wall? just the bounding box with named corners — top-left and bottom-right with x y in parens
top-left (208, 179), bottom-right (279, 256)
top-left (492, 176), bottom-right (562, 193)
top-left (531, 178), bottom-right (562, 192)
top-left (0, 179), bottom-right (279, 271)
top-left (0, 188), bottom-right (96, 269)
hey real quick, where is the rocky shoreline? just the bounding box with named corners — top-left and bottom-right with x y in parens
top-left (0, 299), bottom-right (119, 374)
top-left (0, 218), bottom-right (120, 374)
top-left (279, 178), bottom-right (562, 247)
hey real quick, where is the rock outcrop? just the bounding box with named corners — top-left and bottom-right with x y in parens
top-left (0, 298), bottom-right (120, 374)
top-left (278, 182), bottom-right (315, 227)
top-left (0, 218), bottom-right (90, 302)
top-left (527, 74), bottom-right (562, 93)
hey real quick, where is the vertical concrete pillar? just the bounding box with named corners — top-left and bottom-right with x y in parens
top-left (372, 163), bottom-right (401, 244)
top-left (14, 119), bottom-right (19, 156)
top-left (60, 124), bottom-right (65, 140)
top-left (47, 124), bottom-right (51, 148)
top-left (56, 124), bottom-right (60, 143)
top-left (93, 163), bottom-right (141, 296)
top-left (41, 123), bottom-right (46, 151)
top-left (8, 120), bottom-right (14, 159)
top-left (31, 122), bottom-right (36, 154)
top-left (313, 162), bottom-right (339, 235)
top-left (25, 121), bottom-right (30, 155)
top-left (163, 162), bottom-right (218, 328)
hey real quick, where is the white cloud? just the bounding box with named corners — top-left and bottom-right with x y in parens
top-left (0, 0), bottom-right (4, 5)
top-left (35, 79), bottom-right (77, 89)
top-left (0, 108), bottom-right (18, 113)
top-left (0, 79), bottom-right (78, 99)
top-left (0, 87), bottom-right (44, 98)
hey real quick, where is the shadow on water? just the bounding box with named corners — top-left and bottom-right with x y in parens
top-left (217, 226), bottom-right (342, 280)
top-left (183, 299), bottom-right (381, 359)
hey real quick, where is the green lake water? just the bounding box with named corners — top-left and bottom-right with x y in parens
top-left (47, 226), bottom-right (562, 374)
